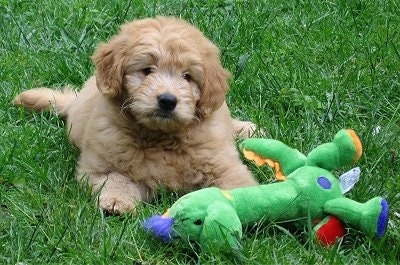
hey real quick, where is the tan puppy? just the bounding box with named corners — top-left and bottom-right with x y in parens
top-left (13, 16), bottom-right (257, 214)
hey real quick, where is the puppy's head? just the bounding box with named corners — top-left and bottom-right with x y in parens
top-left (92, 16), bottom-right (230, 132)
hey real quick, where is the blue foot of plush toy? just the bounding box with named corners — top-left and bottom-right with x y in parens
top-left (377, 199), bottom-right (389, 237)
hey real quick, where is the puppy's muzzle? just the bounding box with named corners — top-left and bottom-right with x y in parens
top-left (158, 93), bottom-right (177, 112)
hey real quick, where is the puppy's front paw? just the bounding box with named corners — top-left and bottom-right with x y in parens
top-left (234, 120), bottom-right (257, 138)
top-left (99, 194), bottom-right (136, 214)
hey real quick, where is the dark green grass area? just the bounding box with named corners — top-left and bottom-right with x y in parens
top-left (1, 0), bottom-right (399, 264)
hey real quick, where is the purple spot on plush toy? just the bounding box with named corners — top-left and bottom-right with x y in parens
top-left (377, 199), bottom-right (389, 237)
top-left (318, 176), bottom-right (331, 189)
top-left (143, 215), bottom-right (174, 242)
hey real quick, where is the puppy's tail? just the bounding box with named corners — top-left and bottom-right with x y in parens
top-left (13, 86), bottom-right (77, 116)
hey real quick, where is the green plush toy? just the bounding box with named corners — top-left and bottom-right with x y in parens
top-left (143, 129), bottom-right (389, 250)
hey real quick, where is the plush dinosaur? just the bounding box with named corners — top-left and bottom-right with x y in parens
top-left (143, 129), bottom-right (389, 250)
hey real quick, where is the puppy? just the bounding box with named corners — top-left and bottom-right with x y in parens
top-left (13, 16), bottom-right (257, 214)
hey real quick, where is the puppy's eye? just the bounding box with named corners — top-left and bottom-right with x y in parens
top-left (182, 72), bottom-right (191, 82)
top-left (193, 219), bottom-right (203, 226)
top-left (142, 67), bottom-right (154, 76)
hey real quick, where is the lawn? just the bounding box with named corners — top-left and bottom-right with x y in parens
top-left (1, 0), bottom-right (399, 264)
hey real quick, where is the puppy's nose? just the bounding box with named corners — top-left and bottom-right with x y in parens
top-left (157, 93), bottom-right (177, 111)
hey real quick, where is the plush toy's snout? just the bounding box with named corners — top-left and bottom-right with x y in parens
top-left (143, 214), bottom-right (174, 242)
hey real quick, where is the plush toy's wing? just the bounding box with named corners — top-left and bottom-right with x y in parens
top-left (240, 138), bottom-right (306, 180)
top-left (306, 129), bottom-right (362, 170)
top-left (199, 201), bottom-right (243, 251)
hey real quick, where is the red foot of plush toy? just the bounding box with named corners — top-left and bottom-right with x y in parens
top-left (314, 215), bottom-right (346, 246)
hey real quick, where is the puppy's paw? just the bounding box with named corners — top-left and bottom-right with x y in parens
top-left (233, 120), bottom-right (257, 138)
top-left (99, 194), bottom-right (136, 214)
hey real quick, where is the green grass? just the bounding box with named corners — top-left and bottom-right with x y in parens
top-left (1, 0), bottom-right (399, 264)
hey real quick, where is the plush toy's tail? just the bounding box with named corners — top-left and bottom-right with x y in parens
top-left (143, 215), bottom-right (174, 242)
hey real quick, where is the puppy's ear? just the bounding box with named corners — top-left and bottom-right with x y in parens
top-left (198, 56), bottom-right (230, 118)
top-left (91, 41), bottom-right (125, 97)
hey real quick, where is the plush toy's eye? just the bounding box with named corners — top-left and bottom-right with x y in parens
top-left (193, 219), bottom-right (203, 226)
